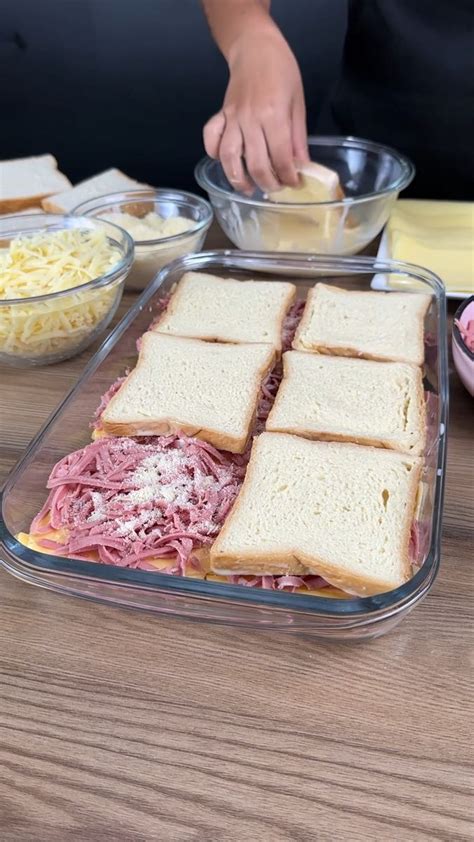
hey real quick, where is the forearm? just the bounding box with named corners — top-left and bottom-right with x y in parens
top-left (202, 0), bottom-right (274, 63)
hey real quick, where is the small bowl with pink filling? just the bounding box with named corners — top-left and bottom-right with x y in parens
top-left (452, 296), bottom-right (474, 397)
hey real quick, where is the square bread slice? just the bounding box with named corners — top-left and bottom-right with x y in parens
top-left (266, 352), bottom-right (426, 455)
top-left (42, 167), bottom-right (150, 214)
top-left (293, 283), bottom-right (431, 365)
top-left (210, 432), bottom-right (422, 596)
top-left (268, 161), bottom-right (344, 203)
top-left (0, 154), bottom-right (72, 214)
top-left (154, 271), bottom-right (296, 350)
top-left (101, 332), bottom-right (276, 453)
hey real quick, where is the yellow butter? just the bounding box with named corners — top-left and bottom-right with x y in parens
top-left (387, 200), bottom-right (474, 293)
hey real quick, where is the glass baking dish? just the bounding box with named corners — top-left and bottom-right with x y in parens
top-left (0, 251), bottom-right (448, 639)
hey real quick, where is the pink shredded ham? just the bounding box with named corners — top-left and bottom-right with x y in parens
top-left (282, 299), bottom-right (305, 352)
top-left (455, 317), bottom-right (474, 353)
top-left (148, 295), bottom-right (172, 331)
top-left (30, 434), bottom-right (246, 573)
top-left (228, 573), bottom-right (330, 593)
top-left (409, 520), bottom-right (430, 568)
top-left (91, 376), bottom-right (128, 432)
top-left (30, 431), bottom-right (335, 591)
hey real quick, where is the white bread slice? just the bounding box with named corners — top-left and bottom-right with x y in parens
top-left (155, 271), bottom-right (296, 351)
top-left (293, 283), bottom-right (431, 365)
top-left (263, 164), bottom-right (355, 251)
top-left (42, 167), bottom-right (150, 214)
top-left (0, 155), bottom-right (71, 214)
top-left (266, 352), bottom-right (426, 455)
top-left (268, 161), bottom-right (344, 203)
top-left (101, 332), bottom-right (276, 453)
top-left (211, 432), bottom-right (422, 596)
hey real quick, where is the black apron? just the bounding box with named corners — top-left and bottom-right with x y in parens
top-left (328, 0), bottom-right (474, 199)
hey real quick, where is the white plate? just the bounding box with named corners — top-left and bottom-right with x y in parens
top-left (372, 228), bottom-right (466, 300)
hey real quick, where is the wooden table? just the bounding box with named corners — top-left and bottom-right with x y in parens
top-left (1, 233), bottom-right (473, 842)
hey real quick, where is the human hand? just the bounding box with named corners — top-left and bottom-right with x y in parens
top-left (204, 26), bottom-right (309, 194)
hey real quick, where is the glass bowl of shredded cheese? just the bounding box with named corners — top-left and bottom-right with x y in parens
top-left (72, 189), bottom-right (213, 290)
top-left (0, 214), bottom-right (134, 366)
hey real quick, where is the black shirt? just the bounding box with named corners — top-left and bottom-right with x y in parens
top-left (330, 0), bottom-right (474, 198)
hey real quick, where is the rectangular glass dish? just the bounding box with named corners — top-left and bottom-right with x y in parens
top-left (0, 251), bottom-right (448, 640)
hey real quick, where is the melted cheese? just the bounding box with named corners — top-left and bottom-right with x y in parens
top-left (18, 525), bottom-right (346, 597)
top-left (17, 525), bottom-right (208, 579)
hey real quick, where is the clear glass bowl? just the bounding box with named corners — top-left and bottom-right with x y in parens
top-left (195, 136), bottom-right (415, 255)
top-left (0, 250), bottom-right (447, 639)
top-left (72, 189), bottom-right (213, 290)
top-left (0, 214), bottom-right (133, 367)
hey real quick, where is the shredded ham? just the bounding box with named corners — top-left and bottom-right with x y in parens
top-left (148, 295), bottom-right (172, 331)
top-left (282, 299), bottom-right (305, 352)
top-left (455, 317), bottom-right (474, 353)
top-left (409, 520), bottom-right (431, 568)
top-left (228, 573), bottom-right (330, 593)
top-left (30, 435), bottom-right (246, 573)
top-left (91, 376), bottom-right (128, 431)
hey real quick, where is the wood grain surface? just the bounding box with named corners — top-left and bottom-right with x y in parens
top-left (0, 230), bottom-right (473, 842)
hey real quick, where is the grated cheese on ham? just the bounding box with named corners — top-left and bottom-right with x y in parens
top-left (30, 434), bottom-right (246, 573)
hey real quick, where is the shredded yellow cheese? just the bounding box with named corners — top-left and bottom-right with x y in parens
top-left (0, 228), bottom-right (123, 359)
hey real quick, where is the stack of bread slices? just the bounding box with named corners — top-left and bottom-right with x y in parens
top-left (100, 270), bottom-right (432, 598)
top-left (0, 154), bottom-right (150, 216)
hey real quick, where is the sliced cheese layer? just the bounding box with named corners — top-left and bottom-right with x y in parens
top-left (387, 200), bottom-right (474, 294)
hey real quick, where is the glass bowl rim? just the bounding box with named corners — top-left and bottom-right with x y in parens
top-left (195, 134), bottom-right (415, 209)
top-left (0, 214), bottom-right (134, 306)
top-left (72, 188), bottom-right (214, 248)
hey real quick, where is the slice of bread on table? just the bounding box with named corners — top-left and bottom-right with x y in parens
top-left (0, 154), bottom-right (71, 214)
top-left (266, 352), bottom-right (426, 455)
top-left (293, 283), bottom-right (431, 366)
top-left (210, 432), bottom-right (421, 596)
top-left (101, 332), bottom-right (276, 453)
top-left (42, 167), bottom-right (150, 214)
top-left (155, 271), bottom-right (296, 351)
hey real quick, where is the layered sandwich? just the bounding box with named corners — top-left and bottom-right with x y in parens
top-left (22, 275), bottom-right (434, 598)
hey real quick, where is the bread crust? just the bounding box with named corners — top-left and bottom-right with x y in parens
top-left (211, 433), bottom-right (422, 596)
top-left (41, 168), bottom-right (150, 214)
top-left (101, 417), bottom-right (250, 454)
top-left (0, 196), bottom-right (50, 214)
top-left (41, 197), bottom-right (66, 214)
